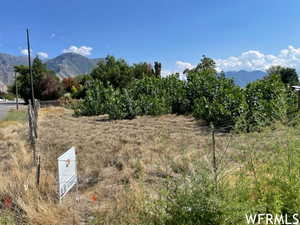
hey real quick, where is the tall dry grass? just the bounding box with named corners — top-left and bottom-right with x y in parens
top-left (0, 106), bottom-right (273, 224)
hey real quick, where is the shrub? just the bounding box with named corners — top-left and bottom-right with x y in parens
top-left (142, 171), bottom-right (224, 225)
top-left (73, 81), bottom-right (114, 116)
top-left (131, 77), bottom-right (172, 116)
top-left (163, 74), bottom-right (190, 114)
top-left (187, 71), bottom-right (245, 127)
top-left (236, 74), bottom-right (288, 132)
top-left (107, 89), bottom-right (138, 120)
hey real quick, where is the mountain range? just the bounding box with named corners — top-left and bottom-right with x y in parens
top-left (0, 52), bottom-right (266, 87)
top-left (225, 70), bottom-right (267, 87)
top-left (0, 52), bottom-right (103, 85)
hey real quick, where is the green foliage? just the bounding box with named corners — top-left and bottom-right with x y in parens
top-left (130, 77), bottom-right (171, 116)
top-left (0, 92), bottom-right (15, 100)
top-left (185, 55), bottom-right (217, 74)
top-left (13, 57), bottom-right (63, 102)
top-left (107, 89), bottom-right (138, 120)
top-left (132, 63), bottom-right (154, 80)
top-left (75, 55), bottom-right (299, 132)
top-left (163, 74), bottom-right (190, 114)
top-left (73, 81), bottom-right (115, 116)
top-left (267, 66), bottom-right (299, 86)
top-left (154, 61), bottom-right (162, 77)
top-left (236, 74), bottom-right (289, 132)
top-left (224, 127), bottom-right (300, 224)
top-left (91, 55), bottom-right (133, 89)
top-left (162, 174), bottom-right (223, 225)
top-left (187, 71), bottom-right (245, 127)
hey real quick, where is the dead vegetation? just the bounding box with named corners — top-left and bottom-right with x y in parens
top-left (0, 106), bottom-right (276, 224)
top-left (0, 106), bottom-right (217, 224)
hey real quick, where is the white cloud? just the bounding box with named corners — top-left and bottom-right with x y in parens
top-left (176, 61), bottom-right (193, 70)
top-left (62, 45), bottom-right (93, 56)
top-left (215, 45), bottom-right (300, 72)
top-left (161, 70), bottom-right (172, 77)
top-left (50, 33), bottom-right (56, 39)
top-left (37, 52), bottom-right (48, 59)
top-left (20, 48), bottom-right (34, 56)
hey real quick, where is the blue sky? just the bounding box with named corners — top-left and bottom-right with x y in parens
top-left (1, 0), bottom-right (300, 73)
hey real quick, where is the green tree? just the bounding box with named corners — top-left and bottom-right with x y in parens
top-left (90, 55), bottom-right (133, 88)
top-left (236, 74), bottom-right (288, 132)
top-left (13, 57), bottom-right (63, 102)
top-left (188, 70), bottom-right (245, 127)
top-left (132, 62), bottom-right (154, 80)
top-left (267, 66), bottom-right (299, 86)
top-left (185, 55), bottom-right (217, 75)
top-left (154, 61), bottom-right (162, 77)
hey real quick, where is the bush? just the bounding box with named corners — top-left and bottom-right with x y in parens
top-left (73, 81), bottom-right (115, 116)
top-left (236, 74), bottom-right (288, 132)
top-left (142, 170), bottom-right (224, 225)
top-left (107, 89), bottom-right (138, 120)
top-left (163, 74), bottom-right (190, 114)
top-left (187, 71), bottom-right (245, 127)
top-left (131, 77), bottom-right (172, 116)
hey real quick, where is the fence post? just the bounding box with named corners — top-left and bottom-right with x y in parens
top-left (36, 156), bottom-right (41, 186)
top-left (28, 100), bottom-right (37, 165)
top-left (15, 72), bottom-right (19, 111)
top-left (33, 99), bottom-right (39, 138)
top-left (210, 122), bottom-right (218, 192)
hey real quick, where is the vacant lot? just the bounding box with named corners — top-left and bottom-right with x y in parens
top-left (35, 108), bottom-right (215, 222)
top-left (1, 106), bottom-right (298, 225)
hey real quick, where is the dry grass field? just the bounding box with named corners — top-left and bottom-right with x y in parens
top-left (0, 106), bottom-right (293, 224)
top-left (0, 107), bottom-right (222, 224)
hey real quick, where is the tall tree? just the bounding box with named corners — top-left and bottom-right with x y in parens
top-left (13, 57), bottom-right (63, 102)
top-left (267, 66), bottom-right (299, 86)
top-left (154, 61), bottom-right (162, 77)
top-left (184, 55), bottom-right (217, 75)
top-left (91, 55), bottom-right (133, 88)
top-left (132, 62), bottom-right (154, 80)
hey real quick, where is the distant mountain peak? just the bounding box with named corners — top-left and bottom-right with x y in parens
top-left (225, 70), bottom-right (266, 87)
top-left (45, 53), bottom-right (103, 78)
top-left (0, 52), bottom-right (104, 84)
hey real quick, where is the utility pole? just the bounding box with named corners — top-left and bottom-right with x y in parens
top-left (26, 28), bottom-right (35, 107)
top-left (15, 72), bottom-right (19, 110)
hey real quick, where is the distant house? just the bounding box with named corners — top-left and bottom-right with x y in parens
top-left (0, 82), bottom-right (7, 93)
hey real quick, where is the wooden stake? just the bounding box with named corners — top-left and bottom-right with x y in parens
top-left (210, 122), bottom-right (218, 192)
top-left (15, 72), bottom-right (19, 110)
top-left (36, 156), bottom-right (41, 186)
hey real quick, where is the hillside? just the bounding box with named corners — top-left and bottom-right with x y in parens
top-left (45, 53), bottom-right (103, 78)
top-left (0, 53), bottom-right (28, 84)
top-left (0, 52), bottom-right (103, 84)
top-left (225, 70), bottom-right (267, 86)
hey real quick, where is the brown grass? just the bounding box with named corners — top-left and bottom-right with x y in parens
top-left (36, 107), bottom-right (213, 224)
top-left (0, 106), bottom-right (276, 224)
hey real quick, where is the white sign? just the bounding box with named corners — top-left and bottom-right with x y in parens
top-left (58, 147), bottom-right (77, 201)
